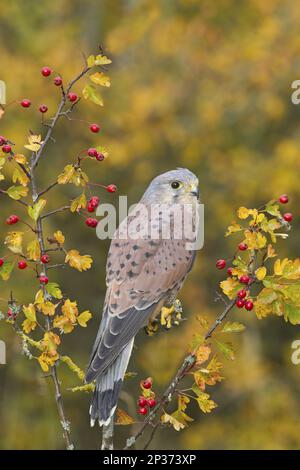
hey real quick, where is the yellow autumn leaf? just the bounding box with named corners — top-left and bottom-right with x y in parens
top-left (57, 164), bottom-right (75, 184)
top-left (12, 166), bottom-right (29, 186)
top-left (22, 303), bottom-right (37, 333)
top-left (237, 207), bottom-right (250, 219)
top-left (195, 344), bottom-right (211, 364)
top-left (14, 153), bottom-right (27, 164)
top-left (7, 185), bottom-right (29, 200)
top-left (225, 222), bottom-right (242, 236)
top-left (28, 199), bottom-right (46, 221)
top-left (255, 266), bottom-right (267, 281)
top-left (77, 310), bottom-right (92, 327)
top-left (4, 231), bottom-right (23, 254)
top-left (267, 244), bottom-right (277, 259)
top-left (24, 134), bottom-right (43, 152)
top-left (27, 239), bottom-right (41, 261)
top-left (65, 249), bottom-right (93, 272)
top-left (22, 318), bottom-right (37, 334)
top-left (61, 299), bottom-right (79, 321)
top-left (53, 230), bottom-right (65, 245)
top-left (220, 277), bottom-right (240, 299)
top-left (38, 301), bottom-right (58, 316)
top-left (94, 54), bottom-right (112, 65)
top-left (53, 315), bottom-right (75, 334)
top-left (116, 408), bottom-right (135, 425)
top-left (161, 412), bottom-right (185, 431)
top-left (89, 71), bottom-right (111, 87)
top-left (70, 192), bottom-right (87, 212)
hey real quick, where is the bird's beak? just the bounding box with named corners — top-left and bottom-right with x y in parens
top-left (188, 183), bottom-right (199, 198)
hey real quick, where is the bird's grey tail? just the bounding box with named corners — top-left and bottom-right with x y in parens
top-left (89, 338), bottom-right (134, 427)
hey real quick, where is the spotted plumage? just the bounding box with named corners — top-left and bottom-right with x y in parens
top-left (85, 168), bottom-right (200, 426)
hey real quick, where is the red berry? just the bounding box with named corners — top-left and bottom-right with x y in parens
top-left (85, 218), bottom-right (98, 228)
top-left (138, 407), bottom-right (148, 416)
top-left (39, 104), bottom-right (48, 113)
top-left (18, 260), bottom-right (27, 270)
top-left (88, 203), bottom-right (95, 213)
top-left (138, 397), bottom-right (147, 407)
top-left (147, 398), bottom-right (156, 408)
top-left (236, 299), bottom-right (245, 308)
top-left (245, 300), bottom-right (254, 311)
top-left (0, 258), bottom-right (4, 267)
top-left (41, 67), bottom-right (52, 77)
top-left (240, 275), bottom-right (250, 285)
top-left (216, 259), bottom-right (226, 270)
top-left (21, 99), bottom-right (31, 108)
top-left (89, 196), bottom-right (100, 208)
top-left (142, 379), bottom-right (152, 390)
top-left (96, 152), bottom-right (104, 161)
top-left (237, 289), bottom-right (247, 299)
top-left (2, 144), bottom-right (11, 153)
top-left (279, 194), bottom-right (289, 204)
top-left (7, 307), bottom-right (13, 318)
top-left (238, 243), bottom-right (248, 251)
top-left (40, 275), bottom-right (49, 285)
top-left (106, 184), bottom-right (117, 193)
top-left (90, 123), bottom-right (100, 133)
top-left (0, 136), bottom-right (6, 146)
top-left (6, 215), bottom-right (19, 225)
top-left (40, 254), bottom-right (50, 264)
top-left (283, 212), bottom-right (293, 222)
top-left (54, 76), bottom-right (63, 86)
top-left (227, 267), bottom-right (233, 276)
top-left (67, 92), bottom-right (78, 102)
top-left (87, 147), bottom-right (98, 157)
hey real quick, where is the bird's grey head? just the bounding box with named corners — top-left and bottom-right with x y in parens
top-left (141, 168), bottom-right (199, 205)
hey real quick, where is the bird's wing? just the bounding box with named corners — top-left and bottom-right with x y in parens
top-left (85, 212), bottom-right (196, 382)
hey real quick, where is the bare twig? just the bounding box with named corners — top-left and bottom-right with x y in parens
top-left (38, 181), bottom-right (58, 198)
top-left (41, 206), bottom-right (70, 219)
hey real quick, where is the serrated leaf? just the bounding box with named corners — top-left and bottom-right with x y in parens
top-left (12, 166), bottom-right (29, 186)
top-left (221, 321), bottom-right (245, 333)
top-left (7, 185), bottom-right (29, 200)
top-left (94, 54), bottom-right (112, 65)
top-left (70, 192), bottom-right (87, 212)
top-left (116, 408), bottom-right (135, 425)
top-left (4, 232), bottom-right (23, 254)
top-left (46, 282), bottom-right (63, 299)
top-left (14, 153), bottom-right (27, 164)
top-left (220, 277), bottom-right (241, 299)
top-left (77, 310), bottom-right (92, 327)
top-left (82, 84), bottom-right (104, 106)
top-left (26, 239), bottom-right (41, 261)
top-left (89, 72), bottom-right (110, 87)
top-left (53, 230), bottom-right (65, 245)
top-left (195, 392), bottom-right (217, 413)
top-left (57, 164), bottom-right (75, 184)
top-left (255, 266), bottom-right (267, 281)
top-left (65, 249), bottom-right (93, 272)
top-left (24, 134), bottom-right (43, 152)
top-left (28, 199), bottom-right (46, 221)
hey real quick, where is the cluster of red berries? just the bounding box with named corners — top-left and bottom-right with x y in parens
top-left (0, 136), bottom-right (12, 154)
top-left (87, 148), bottom-right (104, 161)
top-left (87, 196), bottom-right (100, 213)
top-left (235, 289), bottom-right (254, 311)
top-left (137, 378), bottom-right (156, 416)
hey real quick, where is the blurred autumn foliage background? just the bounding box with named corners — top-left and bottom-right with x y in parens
top-left (1, 0), bottom-right (300, 450)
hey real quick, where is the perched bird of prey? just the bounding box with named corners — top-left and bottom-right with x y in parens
top-left (85, 168), bottom-right (199, 427)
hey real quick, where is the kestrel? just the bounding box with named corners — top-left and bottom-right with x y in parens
top-left (85, 168), bottom-right (199, 427)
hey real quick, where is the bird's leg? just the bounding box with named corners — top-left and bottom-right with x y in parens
top-left (144, 318), bottom-right (159, 336)
top-left (101, 419), bottom-right (114, 450)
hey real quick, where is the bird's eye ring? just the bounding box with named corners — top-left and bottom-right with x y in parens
top-left (171, 181), bottom-right (181, 189)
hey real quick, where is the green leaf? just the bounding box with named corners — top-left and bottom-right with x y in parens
top-left (7, 185), bottom-right (29, 200)
top-left (28, 199), bottom-right (46, 221)
top-left (82, 84), bottom-right (103, 106)
top-left (265, 202), bottom-right (281, 217)
top-left (0, 261), bottom-right (14, 281)
top-left (46, 282), bottom-right (63, 300)
top-left (94, 54), bottom-right (112, 65)
top-left (221, 321), bottom-right (245, 333)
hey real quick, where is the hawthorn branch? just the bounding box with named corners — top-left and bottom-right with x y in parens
top-left (41, 206), bottom-right (70, 219)
top-left (31, 65), bottom-right (90, 170)
top-left (38, 181), bottom-right (58, 198)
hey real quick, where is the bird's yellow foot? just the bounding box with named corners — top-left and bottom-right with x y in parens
top-left (161, 299), bottom-right (183, 330)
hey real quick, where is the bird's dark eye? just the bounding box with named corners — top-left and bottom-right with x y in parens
top-left (171, 181), bottom-right (181, 189)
